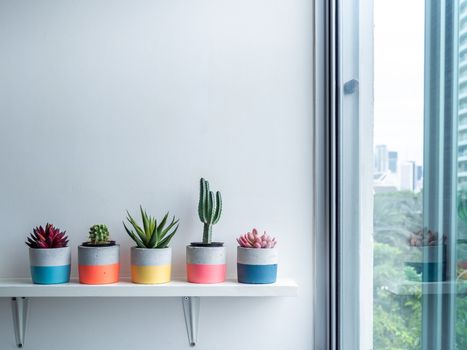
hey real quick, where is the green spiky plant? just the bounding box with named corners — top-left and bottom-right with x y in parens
top-left (88, 224), bottom-right (111, 245)
top-left (198, 178), bottom-right (222, 244)
top-left (124, 206), bottom-right (179, 248)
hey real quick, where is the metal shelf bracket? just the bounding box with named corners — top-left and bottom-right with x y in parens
top-left (182, 297), bottom-right (200, 347)
top-left (11, 297), bottom-right (29, 348)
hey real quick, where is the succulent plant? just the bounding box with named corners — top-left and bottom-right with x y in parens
top-left (408, 229), bottom-right (446, 247)
top-left (237, 228), bottom-right (277, 248)
top-left (198, 178), bottom-right (222, 244)
top-left (88, 224), bottom-right (110, 245)
top-left (124, 206), bottom-right (179, 248)
top-left (26, 223), bottom-right (69, 248)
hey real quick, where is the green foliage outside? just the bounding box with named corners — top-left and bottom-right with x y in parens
top-left (373, 191), bottom-right (422, 350)
top-left (373, 190), bottom-right (467, 349)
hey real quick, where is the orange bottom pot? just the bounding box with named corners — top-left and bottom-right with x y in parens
top-left (78, 263), bottom-right (120, 284)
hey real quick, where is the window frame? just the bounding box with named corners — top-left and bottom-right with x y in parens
top-left (313, 0), bottom-right (374, 349)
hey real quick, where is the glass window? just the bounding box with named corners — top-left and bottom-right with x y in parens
top-left (336, 0), bottom-right (467, 349)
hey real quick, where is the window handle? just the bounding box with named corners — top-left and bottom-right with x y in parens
top-left (343, 79), bottom-right (359, 94)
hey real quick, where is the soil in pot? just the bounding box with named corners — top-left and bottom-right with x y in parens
top-left (190, 242), bottom-right (224, 247)
top-left (81, 241), bottom-right (116, 247)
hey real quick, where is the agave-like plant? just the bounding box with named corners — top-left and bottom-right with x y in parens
top-left (237, 228), bottom-right (277, 248)
top-left (124, 206), bottom-right (179, 248)
top-left (26, 223), bottom-right (69, 248)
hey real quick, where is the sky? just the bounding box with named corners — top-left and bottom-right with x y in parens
top-left (374, 0), bottom-right (425, 166)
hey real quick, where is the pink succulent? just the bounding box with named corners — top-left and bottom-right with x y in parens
top-left (237, 228), bottom-right (277, 249)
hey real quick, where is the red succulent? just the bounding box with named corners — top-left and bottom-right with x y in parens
top-left (26, 223), bottom-right (69, 248)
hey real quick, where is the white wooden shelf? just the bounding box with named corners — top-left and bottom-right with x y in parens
top-left (0, 277), bottom-right (298, 348)
top-left (0, 277), bottom-right (298, 297)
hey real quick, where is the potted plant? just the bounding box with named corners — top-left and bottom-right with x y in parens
top-left (78, 224), bottom-right (119, 284)
top-left (26, 223), bottom-right (71, 284)
top-left (406, 229), bottom-right (446, 282)
top-left (186, 178), bottom-right (225, 283)
top-left (236, 228), bottom-right (278, 284)
top-left (124, 206), bottom-right (179, 284)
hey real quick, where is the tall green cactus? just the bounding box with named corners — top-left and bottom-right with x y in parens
top-left (198, 178), bottom-right (222, 244)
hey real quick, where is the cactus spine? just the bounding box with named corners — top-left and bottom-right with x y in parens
top-left (198, 178), bottom-right (222, 244)
top-left (89, 224), bottom-right (110, 244)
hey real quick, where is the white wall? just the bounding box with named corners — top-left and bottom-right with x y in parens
top-left (0, 1), bottom-right (313, 349)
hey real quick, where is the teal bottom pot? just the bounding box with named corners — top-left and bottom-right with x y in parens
top-left (237, 247), bottom-right (277, 284)
top-left (29, 247), bottom-right (71, 284)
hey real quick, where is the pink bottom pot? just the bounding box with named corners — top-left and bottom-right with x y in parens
top-left (186, 245), bottom-right (226, 284)
top-left (187, 263), bottom-right (226, 283)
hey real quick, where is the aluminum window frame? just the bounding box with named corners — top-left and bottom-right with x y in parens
top-left (313, 1), bottom-right (374, 349)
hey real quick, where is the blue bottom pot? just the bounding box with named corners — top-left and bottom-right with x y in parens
top-left (29, 247), bottom-right (71, 284)
top-left (405, 245), bottom-right (447, 282)
top-left (237, 247), bottom-right (277, 284)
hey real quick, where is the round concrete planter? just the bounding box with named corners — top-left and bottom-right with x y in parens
top-left (131, 247), bottom-right (172, 284)
top-left (237, 247), bottom-right (278, 284)
top-left (186, 245), bottom-right (226, 283)
top-left (78, 244), bottom-right (120, 284)
top-left (29, 247), bottom-right (71, 284)
top-left (405, 245), bottom-right (446, 282)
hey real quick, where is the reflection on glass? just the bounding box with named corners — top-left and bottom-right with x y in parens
top-left (373, 0), bottom-right (467, 349)
top-left (373, 1), bottom-right (425, 348)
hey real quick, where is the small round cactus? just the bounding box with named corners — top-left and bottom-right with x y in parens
top-left (237, 228), bottom-right (277, 248)
top-left (89, 224), bottom-right (110, 244)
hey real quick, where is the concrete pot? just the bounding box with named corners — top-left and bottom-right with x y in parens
top-left (405, 245), bottom-right (446, 282)
top-left (78, 244), bottom-right (120, 284)
top-left (237, 247), bottom-right (278, 284)
top-left (186, 245), bottom-right (226, 283)
top-left (131, 247), bottom-right (171, 284)
top-left (29, 247), bottom-right (71, 284)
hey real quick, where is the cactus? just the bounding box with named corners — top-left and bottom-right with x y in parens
top-left (26, 223), bottom-right (69, 248)
top-left (198, 178), bottom-right (222, 244)
top-left (89, 224), bottom-right (110, 245)
top-left (237, 228), bottom-right (277, 248)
